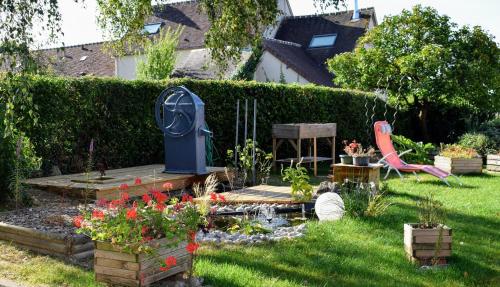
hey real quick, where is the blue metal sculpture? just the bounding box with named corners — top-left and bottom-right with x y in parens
top-left (155, 86), bottom-right (211, 174)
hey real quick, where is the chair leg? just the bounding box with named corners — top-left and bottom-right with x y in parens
top-left (413, 171), bottom-right (421, 182)
top-left (384, 167), bottom-right (392, 179)
top-left (450, 174), bottom-right (463, 186)
top-left (394, 168), bottom-right (404, 180)
top-left (440, 177), bottom-right (451, 187)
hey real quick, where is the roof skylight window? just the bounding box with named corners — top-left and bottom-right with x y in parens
top-left (143, 23), bottom-right (162, 35)
top-left (309, 34), bottom-right (337, 48)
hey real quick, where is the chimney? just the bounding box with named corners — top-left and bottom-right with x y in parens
top-left (352, 0), bottom-right (360, 21)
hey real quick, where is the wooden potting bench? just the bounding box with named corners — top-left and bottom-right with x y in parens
top-left (272, 123), bottom-right (336, 176)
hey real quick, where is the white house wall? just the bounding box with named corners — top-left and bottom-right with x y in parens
top-left (115, 49), bottom-right (202, 80)
top-left (263, 0), bottom-right (293, 39)
top-left (254, 51), bottom-right (309, 85)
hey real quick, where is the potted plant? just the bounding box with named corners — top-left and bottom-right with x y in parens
top-left (281, 160), bottom-right (313, 202)
top-left (404, 193), bottom-right (452, 266)
top-left (74, 181), bottom-right (204, 287)
top-left (352, 145), bottom-right (375, 167)
top-left (340, 140), bottom-right (358, 164)
top-left (434, 144), bottom-right (482, 174)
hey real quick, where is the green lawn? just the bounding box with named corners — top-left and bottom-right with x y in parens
top-left (0, 172), bottom-right (499, 287)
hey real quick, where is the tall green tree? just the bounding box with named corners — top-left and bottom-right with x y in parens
top-left (137, 26), bottom-right (182, 80)
top-left (327, 5), bottom-right (499, 140)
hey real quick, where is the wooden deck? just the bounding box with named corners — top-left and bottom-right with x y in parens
top-left (24, 165), bottom-right (229, 200)
top-left (195, 185), bottom-right (310, 204)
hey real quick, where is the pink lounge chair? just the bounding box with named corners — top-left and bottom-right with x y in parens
top-left (374, 121), bottom-right (462, 186)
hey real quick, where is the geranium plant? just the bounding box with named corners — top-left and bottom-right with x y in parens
top-left (74, 179), bottom-right (204, 273)
top-left (343, 140), bottom-right (375, 157)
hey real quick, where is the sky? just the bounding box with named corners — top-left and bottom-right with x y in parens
top-left (37, 0), bottom-right (499, 48)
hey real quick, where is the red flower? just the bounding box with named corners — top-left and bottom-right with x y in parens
top-left (182, 194), bottom-right (193, 203)
top-left (126, 208), bottom-right (137, 220)
top-left (141, 226), bottom-right (149, 235)
top-left (96, 198), bottom-right (108, 207)
top-left (186, 242), bottom-right (199, 254)
top-left (159, 256), bottom-right (177, 271)
top-left (152, 190), bottom-right (168, 204)
top-left (156, 202), bottom-right (166, 212)
top-left (134, 177), bottom-right (142, 185)
top-left (210, 192), bottom-right (217, 202)
top-left (73, 215), bottom-right (84, 228)
top-left (119, 183), bottom-right (129, 191)
top-left (218, 194), bottom-right (226, 202)
top-left (142, 194), bottom-right (151, 204)
top-left (109, 199), bottom-right (123, 209)
top-left (92, 209), bottom-right (105, 220)
top-left (142, 236), bottom-right (153, 242)
top-left (121, 192), bottom-right (130, 202)
top-left (162, 182), bottom-right (173, 190)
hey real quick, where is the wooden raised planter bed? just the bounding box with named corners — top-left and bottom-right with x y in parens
top-left (0, 222), bottom-right (93, 260)
top-left (434, 156), bottom-right (482, 174)
top-left (404, 223), bottom-right (452, 266)
top-left (486, 154), bottom-right (500, 172)
top-left (94, 239), bottom-right (191, 287)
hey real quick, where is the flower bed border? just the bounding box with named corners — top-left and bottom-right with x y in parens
top-left (434, 156), bottom-right (482, 174)
top-left (486, 155), bottom-right (500, 172)
top-left (0, 222), bottom-right (93, 260)
top-left (94, 238), bottom-right (191, 287)
top-left (404, 223), bottom-right (452, 266)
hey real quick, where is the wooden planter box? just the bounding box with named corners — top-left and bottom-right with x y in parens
top-left (486, 155), bottom-right (500, 172)
top-left (434, 156), bottom-right (482, 174)
top-left (94, 239), bottom-right (191, 287)
top-left (0, 222), bottom-right (93, 261)
top-left (404, 223), bottom-right (452, 266)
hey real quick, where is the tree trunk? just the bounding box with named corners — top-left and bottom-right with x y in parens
top-left (418, 101), bottom-right (430, 142)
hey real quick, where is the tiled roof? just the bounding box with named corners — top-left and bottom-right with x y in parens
top-left (33, 0), bottom-right (210, 78)
top-left (262, 38), bottom-right (333, 86)
top-left (149, 1), bottom-right (210, 50)
top-left (266, 8), bottom-right (376, 86)
top-left (34, 42), bottom-right (115, 77)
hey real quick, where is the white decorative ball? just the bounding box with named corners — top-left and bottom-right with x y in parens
top-left (315, 192), bottom-right (344, 221)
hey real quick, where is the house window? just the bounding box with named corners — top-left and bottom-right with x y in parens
top-left (309, 34), bottom-right (337, 48)
top-left (143, 23), bottom-right (162, 35)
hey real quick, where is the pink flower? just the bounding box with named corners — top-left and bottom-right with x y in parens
top-left (218, 194), bottom-right (226, 202)
top-left (96, 198), bottom-right (108, 207)
top-left (134, 177), bottom-right (142, 185)
top-left (162, 182), bottom-right (173, 190)
top-left (119, 183), bottom-right (129, 191)
top-left (121, 192), bottom-right (129, 202)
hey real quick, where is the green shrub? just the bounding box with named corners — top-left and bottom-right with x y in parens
top-left (458, 132), bottom-right (495, 156)
top-left (339, 181), bottom-right (389, 218)
top-left (478, 118), bottom-right (500, 151)
top-left (391, 135), bottom-right (436, 164)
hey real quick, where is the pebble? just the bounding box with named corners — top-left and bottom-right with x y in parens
top-left (197, 223), bottom-right (306, 245)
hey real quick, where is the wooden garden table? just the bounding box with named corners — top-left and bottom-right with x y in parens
top-left (272, 123), bottom-right (336, 176)
top-left (331, 163), bottom-right (382, 188)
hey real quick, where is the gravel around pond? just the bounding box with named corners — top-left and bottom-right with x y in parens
top-left (0, 189), bottom-right (85, 236)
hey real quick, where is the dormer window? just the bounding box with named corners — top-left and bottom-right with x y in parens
top-left (142, 23), bottom-right (162, 35)
top-left (309, 34), bottom-right (337, 48)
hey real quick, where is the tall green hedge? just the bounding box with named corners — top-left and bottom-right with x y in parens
top-left (3, 76), bottom-right (398, 175)
top-left (1, 74), bottom-right (484, 182)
